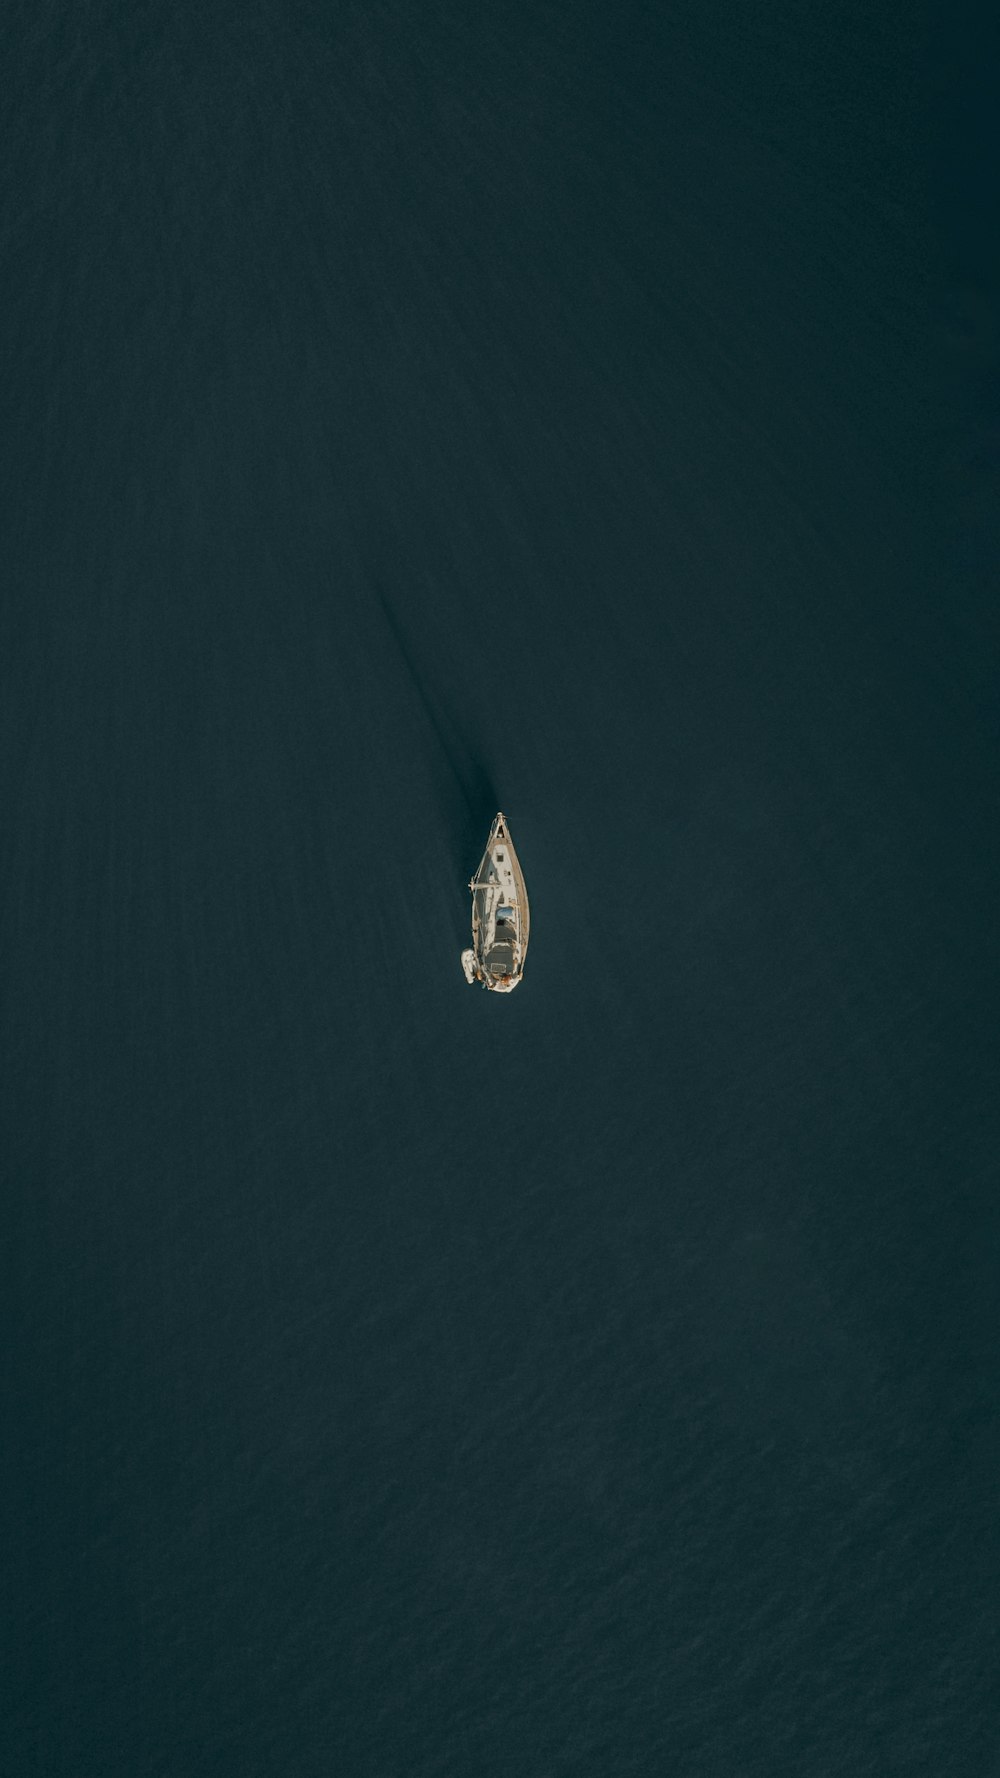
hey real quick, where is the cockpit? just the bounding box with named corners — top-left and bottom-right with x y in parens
top-left (485, 913), bottom-right (518, 978)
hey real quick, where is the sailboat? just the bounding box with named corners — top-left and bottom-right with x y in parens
top-left (461, 812), bottom-right (529, 992)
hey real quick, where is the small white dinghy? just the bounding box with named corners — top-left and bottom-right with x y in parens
top-left (461, 812), bottom-right (529, 992)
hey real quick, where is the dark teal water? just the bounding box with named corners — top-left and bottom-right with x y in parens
top-left (3, 5), bottom-right (996, 1773)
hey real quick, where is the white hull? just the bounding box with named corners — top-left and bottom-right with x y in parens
top-left (462, 812), bottom-right (529, 992)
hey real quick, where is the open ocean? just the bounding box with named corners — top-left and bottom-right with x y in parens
top-left (3, 4), bottom-right (996, 1773)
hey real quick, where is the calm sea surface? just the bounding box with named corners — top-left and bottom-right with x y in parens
top-left (3, 4), bottom-right (996, 1773)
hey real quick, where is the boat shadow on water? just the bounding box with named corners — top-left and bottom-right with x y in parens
top-left (371, 578), bottom-right (501, 866)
